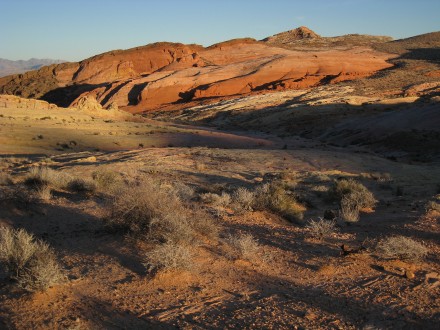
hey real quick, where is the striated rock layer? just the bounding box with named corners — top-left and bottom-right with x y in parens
top-left (0, 28), bottom-right (394, 113)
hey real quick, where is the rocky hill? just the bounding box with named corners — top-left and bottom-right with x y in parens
top-left (0, 27), bottom-right (404, 113)
top-left (263, 27), bottom-right (392, 50)
top-left (0, 58), bottom-right (65, 77)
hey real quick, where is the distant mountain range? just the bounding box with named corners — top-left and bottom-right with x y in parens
top-left (0, 58), bottom-right (66, 77)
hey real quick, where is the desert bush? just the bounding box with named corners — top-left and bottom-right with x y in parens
top-left (232, 187), bottom-right (254, 212)
top-left (339, 193), bottom-right (362, 222)
top-left (307, 218), bottom-right (337, 240)
top-left (36, 185), bottom-right (52, 201)
top-left (376, 236), bottom-right (428, 260)
top-left (425, 200), bottom-right (440, 213)
top-left (24, 167), bottom-right (70, 189)
top-left (144, 241), bottom-right (194, 272)
top-left (66, 178), bottom-right (97, 193)
top-left (172, 181), bottom-right (196, 202)
top-left (0, 227), bottom-right (63, 291)
top-left (108, 179), bottom-right (218, 243)
top-left (92, 169), bottom-right (121, 192)
top-left (225, 233), bottom-right (262, 263)
top-left (329, 179), bottom-right (376, 208)
top-left (254, 182), bottom-right (304, 222)
top-left (0, 173), bottom-right (13, 185)
top-left (200, 192), bottom-right (231, 207)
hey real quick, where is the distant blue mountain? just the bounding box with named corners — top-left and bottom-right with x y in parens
top-left (0, 58), bottom-right (66, 77)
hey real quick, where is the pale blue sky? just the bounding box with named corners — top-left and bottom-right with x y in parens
top-left (1, 0), bottom-right (439, 61)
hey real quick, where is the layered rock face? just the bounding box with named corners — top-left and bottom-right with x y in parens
top-left (0, 28), bottom-right (394, 113)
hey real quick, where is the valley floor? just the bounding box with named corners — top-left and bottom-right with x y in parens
top-left (0, 96), bottom-right (439, 329)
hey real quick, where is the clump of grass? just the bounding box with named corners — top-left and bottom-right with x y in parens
top-left (225, 233), bottom-right (261, 262)
top-left (425, 200), bottom-right (440, 213)
top-left (92, 169), bottom-right (121, 192)
top-left (200, 192), bottom-right (231, 208)
top-left (376, 236), bottom-right (428, 261)
top-left (329, 178), bottom-right (377, 209)
top-left (0, 173), bottom-right (13, 185)
top-left (328, 179), bottom-right (376, 223)
top-left (254, 182), bottom-right (305, 222)
top-left (24, 167), bottom-right (70, 189)
top-left (232, 187), bottom-right (254, 212)
top-left (0, 227), bottom-right (63, 291)
top-left (108, 179), bottom-right (218, 242)
top-left (144, 242), bottom-right (194, 272)
top-left (36, 185), bottom-right (52, 201)
top-left (307, 218), bottom-right (337, 240)
top-left (66, 178), bottom-right (97, 193)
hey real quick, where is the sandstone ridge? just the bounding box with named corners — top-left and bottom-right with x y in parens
top-left (0, 27), bottom-right (395, 113)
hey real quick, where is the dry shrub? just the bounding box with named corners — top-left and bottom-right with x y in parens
top-left (329, 178), bottom-right (377, 209)
top-left (254, 182), bottom-right (304, 222)
top-left (307, 218), bottom-right (337, 240)
top-left (92, 169), bottom-right (121, 192)
top-left (144, 242), bottom-right (194, 272)
top-left (425, 200), bottom-right (440, 213)
top-left (225, 233), bottom-right (261, 262)
top-left (232, 187), bottom-right (254, 212)
top-left (0, 227), bottom-right (63, 291)
top-left (200, 192), bottom-right (231, 207)
top-left (340, 194), bottom-right (361, 222)
top-left (108, 179), bottom-right (218, 242)
top-left (0, 173), bottom-right (13, 185)
top-left (66, 178), bottom-right (97, 193)
top-left (24, 167), bottom-right (70, 189)
top-left (329, 179), bottom-right (376, 222)
top-left (376, 236), bottom-right (428, 260)
top-left (36, 185), bottom-right (52, 201)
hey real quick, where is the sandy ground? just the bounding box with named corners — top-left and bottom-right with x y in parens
top-left (0, 95), bottom-right (439, 329)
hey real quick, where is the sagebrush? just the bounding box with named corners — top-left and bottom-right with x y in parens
top-left (0, 227), bottom-right (63, 291)
top-left (376, 236), bottom-right (428, 260)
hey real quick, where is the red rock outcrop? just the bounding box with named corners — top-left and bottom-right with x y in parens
top-left (0, 27), bottom-right (395, 113)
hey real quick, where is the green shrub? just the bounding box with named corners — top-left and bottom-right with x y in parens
top-left (329, 178), bottom-right (377, 209)
top-left (254, 182), bottom-right (304, 222)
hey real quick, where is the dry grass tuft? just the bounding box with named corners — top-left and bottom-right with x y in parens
top-left (92, 169), bottom-right (121, 193)
top-left (329, 179), bottom-right (376, 222)
top-left (425, 200), bottom-right (440, 213)
top-left (307, 218), bottom-right (337, 240)
top-left (225, 233), bottom-right (261, 262)
top-left (108, 179), bottom-right (218, 243)
top-left (24, 167), bottom-right (70, 190)
top-left (200, 192), bottom-right (231, 208)
top-left (376, 236), bottom-right (428, 261)
top-left (36, 185), bottom-right (52, 201)
top-left (66, 178), bottom-right (97, 193)
top-left (0, 173), bottom-right (13, 185)
top-left (254, 182), bottom-right (305, 222)
top-left (144, 242), bottom-right (194, 272)
top-left (329, 178), bottom-right (377, 208)
top-left (0, 227), bottom-right (63, 291)
top-left (232, 187), bottom-right (254, 212)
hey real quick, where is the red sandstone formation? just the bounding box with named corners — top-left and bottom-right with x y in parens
top-left (0, 27), bottom-right (394, 113)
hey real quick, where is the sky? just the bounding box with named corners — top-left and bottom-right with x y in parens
top-left (1, 0), bottom-right (439, 62)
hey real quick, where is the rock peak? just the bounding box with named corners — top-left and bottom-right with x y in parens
top-left (262, 26), bottom-right (321, 43)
